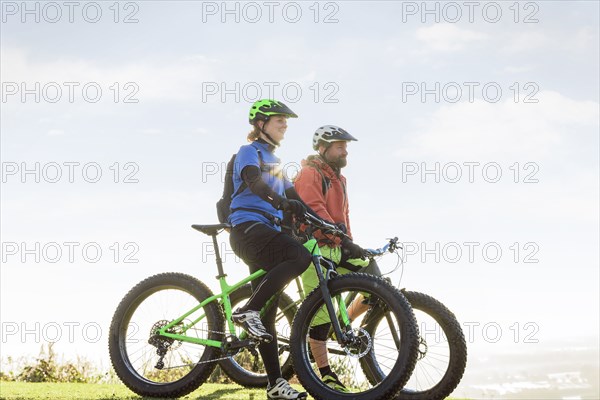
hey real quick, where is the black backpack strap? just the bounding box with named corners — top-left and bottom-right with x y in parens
top-left (233, 146), bottom-right (264, 198)
top-left (309, 162), bottom-right (331, 196)
top-left (217, 146), bottom-right (267, 224)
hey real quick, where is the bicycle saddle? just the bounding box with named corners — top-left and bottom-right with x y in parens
top-left (191, 223), bottom-right (231, 236)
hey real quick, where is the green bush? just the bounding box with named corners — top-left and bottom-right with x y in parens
top-left (3, 343), bottom-right (103, 383)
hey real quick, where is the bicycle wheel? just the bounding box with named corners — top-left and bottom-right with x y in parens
top-left (361, 291), bottom-right (467, 400)
top-left (108, 272), bottom-right (225, 398)
top-left (218, 284), bottom-right (297, 387)
top-left (290, 273), bottom-right (419, 400)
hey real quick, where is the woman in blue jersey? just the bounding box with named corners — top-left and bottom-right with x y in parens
top-left (229, 99), bottom-right (311, 400)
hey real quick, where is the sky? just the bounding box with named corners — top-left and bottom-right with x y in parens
top-left (1, 1), bottom-right (599, 398)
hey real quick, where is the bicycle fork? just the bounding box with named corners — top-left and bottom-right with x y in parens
top-left (312, 255), bottom-right (351, 346)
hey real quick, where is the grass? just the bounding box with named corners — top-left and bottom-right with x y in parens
top-left (0, 381), bottom-right (470, 400)
top-left (0, 382), bottom-right (302, 400)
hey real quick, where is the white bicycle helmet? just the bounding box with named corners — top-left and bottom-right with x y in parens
top-left (312, 125), bottom-right (358, 151)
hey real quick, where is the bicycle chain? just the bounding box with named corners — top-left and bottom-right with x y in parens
top-left (157, 354), bottom-right (232, 370)
top-left (153, 328), bottom-right (258, 370)
top-left (151, 289), bottom-right (385, 371)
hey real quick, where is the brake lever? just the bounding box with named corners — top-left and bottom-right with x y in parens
top-left (302, 212), bottom-right (348, 238)
top-left (387, 237), bottom-right (402, 252)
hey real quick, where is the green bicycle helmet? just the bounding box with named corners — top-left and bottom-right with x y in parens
top-left (249, 99), bottom-right (298, 125)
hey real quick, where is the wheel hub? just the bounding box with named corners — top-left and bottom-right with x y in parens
top-left (148, 320), bottom-right (183, 352)
top-left (417, 336), bottom-right (428, 360)
top-left (343, 327), bottom-right (372, 358)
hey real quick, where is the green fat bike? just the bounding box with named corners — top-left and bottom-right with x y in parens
top-left (222, 227), bottom-right (467, 400)
top-left (108, 213), bottom-right (420, 400)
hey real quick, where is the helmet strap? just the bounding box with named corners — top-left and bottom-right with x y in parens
top-left (319, 142), bottom-right (333, 159)
top-left (259, 118), bottom-right (280, 147)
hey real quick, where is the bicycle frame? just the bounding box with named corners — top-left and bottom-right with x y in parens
top-left (156, 232), bottom-right (354, 350)
top-left (157, 268), bottom-right (267, 347)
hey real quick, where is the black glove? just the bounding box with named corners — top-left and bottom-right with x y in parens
top-left (341, 236), bottom-right (365, 259)
top-left (280, 199), bottom-right (307, 217)
top-left (336, 223), bottom-right (348, 234)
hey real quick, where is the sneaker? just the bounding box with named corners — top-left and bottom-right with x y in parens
top-left (267, 378), bottom-right (307, 399)
top-left (322, 372), bottom-right (349, 393)
top-left (231, 309), bottom-right (273, 343)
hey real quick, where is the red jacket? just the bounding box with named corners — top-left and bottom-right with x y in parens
top-left (294, 155), bottom-right (352, 247)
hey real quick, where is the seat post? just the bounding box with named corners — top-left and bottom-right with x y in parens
top-left (212, 234), bottom-right (227, 279)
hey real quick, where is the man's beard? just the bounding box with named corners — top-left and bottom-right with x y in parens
top-left (332, 156), bottom-right (347, 169)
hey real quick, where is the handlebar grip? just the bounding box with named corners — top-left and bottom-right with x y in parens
top-left (301, 212), bottom-right (348, 238)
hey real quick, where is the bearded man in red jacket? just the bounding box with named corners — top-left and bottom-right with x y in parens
top-left (294, 125), bottom-right (382, 392)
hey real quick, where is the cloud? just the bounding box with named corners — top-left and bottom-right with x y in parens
top-left (1, 189), bottom-right (213, 236)
top-left (499, 26), bottom-right (599, 55)
top-left (0, 47), bottom-right (220, 102)
top-left (415, 24), bottom-right (488, 52)
top-left (397, 91), bottom-right (599, 161)
top-left (139, 128), bottom-right (161, 135)
top-left (499, 31), bottom-right (548, 54)
top-left (573, 26), bottom-right (597, 51)
top-left (192, 127), bottom-right (209, 135)
top-left (502, 65), bottom-right (536, 74)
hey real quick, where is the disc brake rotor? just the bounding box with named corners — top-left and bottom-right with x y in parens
top-left (343, 327), bottom-right (372, 358)
top-left (417, 336), bottom-right (428, 360)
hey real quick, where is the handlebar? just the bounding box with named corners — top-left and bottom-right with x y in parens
top-left (300, 213), bottom-right (405, 281)
top-left (300, 212), bottom-right (349, 239)
top-left (300, 212), bottom-right (401, 259)
top-left (363, 237), bottom-right (401, 258)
